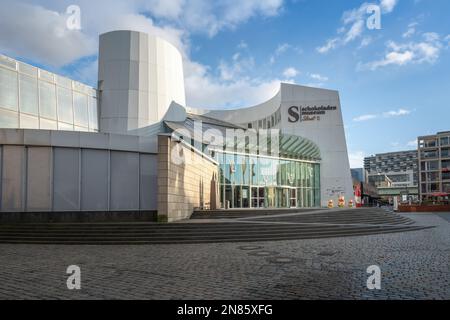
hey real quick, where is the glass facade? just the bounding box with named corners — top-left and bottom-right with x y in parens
top-left (0, 54), bottom-right (99, 132)
top-left (216, 151), bottom-right (320, 208)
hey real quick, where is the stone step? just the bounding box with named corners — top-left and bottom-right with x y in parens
top-left (0, 208), bottom-right (424, 245)
top-left (0, 226), bottom-right (429, 245)
top-left (0, 224), bottom-right (414, 235)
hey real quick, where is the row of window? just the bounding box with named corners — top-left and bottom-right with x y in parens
top-left (0, 56), bottom-right (98, 132)
top-left (419, 136), bottom-right (450, 148)
top-left (245, 107), bottom-right (282, 130)
top-left (220, 185), bottom-right (320, 209)
top-left (420, 148), bottom-right (450, 159)
top-left (420, 160), bottom-right (450, 171)
top-left (421, 183), bottom-right (450, 194)
top-left (0, 54), bottom-right (95, 95)
top-left (217, 152), bottom-right (320, 189)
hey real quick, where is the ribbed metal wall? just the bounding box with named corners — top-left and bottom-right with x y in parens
top-left (0, 145), bottom-right (157, 212)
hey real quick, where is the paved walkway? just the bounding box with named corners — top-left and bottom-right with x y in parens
top-left (0, 213), bottom-right (449, 300)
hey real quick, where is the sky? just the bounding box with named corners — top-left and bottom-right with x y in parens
top-left (0, 0), bottom-right (449, 168)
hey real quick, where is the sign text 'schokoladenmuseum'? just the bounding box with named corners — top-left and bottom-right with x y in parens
top-left (288, 105), bottom-right (337, 122)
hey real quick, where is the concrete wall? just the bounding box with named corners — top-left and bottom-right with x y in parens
top-left (0, 129), bottom-right (157, 214)
top-left (98, 31), bottom-right (186, 135)
top-left (157, 135), bottom-right (219, 222)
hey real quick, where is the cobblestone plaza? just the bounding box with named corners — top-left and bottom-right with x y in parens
top-left (0, 212), bottom-right (448, 300)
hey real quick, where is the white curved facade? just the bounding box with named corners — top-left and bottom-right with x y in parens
top-left (98, 30), bottom-right (186, 135)
top-left (187, 83), bottom-right (354, 207)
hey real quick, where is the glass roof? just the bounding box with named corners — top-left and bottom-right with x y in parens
top-left (164, 114), bottom-right (321, 161)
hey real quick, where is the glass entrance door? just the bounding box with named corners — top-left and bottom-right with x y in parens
top-left (266, 187), bottom-right (275, 208)
top-left (289, 188), bottom-right (297, 208)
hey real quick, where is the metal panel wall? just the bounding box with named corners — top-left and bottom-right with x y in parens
top-left (1, 146), bottom-right (25, 211)
top-left (0, 143), bottom-right (156, 212)
top-left (27, 147), bottom-right (52, 211)
top-left (110, 151), bottom-right (139, 210)
top-left (53, 148), bottom-right (80, 211)
top-left (140, 154), bottom-right (157, 210)
top-left (81, 149), bottom-right (109, 210)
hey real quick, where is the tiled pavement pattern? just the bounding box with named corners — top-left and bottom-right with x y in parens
top-left (0, 213), bottom-right (449, 300)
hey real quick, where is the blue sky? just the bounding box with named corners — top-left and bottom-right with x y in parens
top-left (0, 0), bottom-right (449, 167)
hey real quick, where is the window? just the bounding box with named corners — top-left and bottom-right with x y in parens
top-left (39, 118), bottom-right (57, 130)
top-left (0, 55), bottom-right (17, 69)
top-left (73, 92), bottom-right (88, 128)
top-left (20, 114), bottom-right (39, 129)
top-left (442, 160), bottom-right (450, 171)
top-left (443, 183), bottom-right (450, 193)
top-left (18, 62), bottom-right (37, 77)
top-left (421, 161), bottom-right (439, 171)
top-left (58, 122), bottom-right (74, 131)
top-left (425, 140), bottom-right (437, 148)
top-left (57, 87), bottom-right (73, 124)
top-left (56, 76), bottom-right (72, 89)
top-left (38, 69), bottom-right (54, 83)
top-left (441, 137), bottom-right (450, 146)
top-left (421, 150), bottom-right (438, 159)
top-left (88, 96), bottom-right (98, 131)
top-left (0, 67), bottom-right (18, 111)
top-left (39, 81), bottom-right (57, 119)
top-left (19, 74), bottom-right (38, 115)
top-left (0, 108), bottom-right (19, 128)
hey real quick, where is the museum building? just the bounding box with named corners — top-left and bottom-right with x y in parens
top-left (0, 30), bottom-right (353, 222)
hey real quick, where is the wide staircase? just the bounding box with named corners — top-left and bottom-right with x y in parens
top-left (0, 208), bottom-right (430, 245)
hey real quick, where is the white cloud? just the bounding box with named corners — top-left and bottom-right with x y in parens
top-left (361, 34), bottom-right (443, 70)
top-left (2, 0), bottom-right (285, 64)
top-left (383, 108), bottom-right (411, 117)
top-left (407, 139), bottom-right (418, 147)
top-left (0, 1), bottom-right (97, 67)
top-left (237, 40), bottom-right (248, 49)
top-left (317, 38), bottom-right (339, 54)
top-left (310, 73), bottom-right (329, 82)
top-left (344, 20), bottom-right (365, 44)
top-left (380, 0), bottom-right (398, 13)
top-left (0, 0), bottom-right (289, 109)
top-left (269, 43), bottom-right (301, 64)
top-left (353, 114), bottom-right (378, 122)
top-left (282, 67), bottom-right (299, 78)
top-left (141, 0), bottom-right (186, 20)
top-left (177, 0), bottom-right (284, 37)
top-left (218, 53), bottom-right (255, 81)
top-left (348, 151), bottom-right (366, 168)
top-left (275, 43), bottom-right (291, 55)
top-left (317, 0), bottom-right (398, 54)
top-left (359, 36), bottom-right (373, 49)
top-left (184, 60), bottom-right (281, 109)
top-left (403, 22), bottom-right (418, 38)
top-left (353, 108), bottom-right (412, 122)
top-left (0, 0), bottom-right (187, 68)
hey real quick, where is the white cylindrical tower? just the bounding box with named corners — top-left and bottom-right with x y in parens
top-left (98, 30), bottom-right (186, 135)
